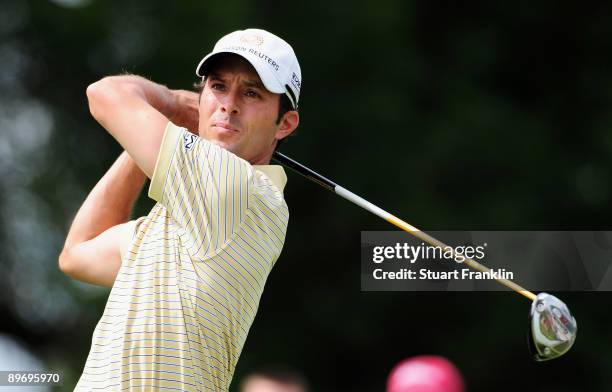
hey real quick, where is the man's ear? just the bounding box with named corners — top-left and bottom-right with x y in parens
top-left (275, 111), bottom-right (299, 141)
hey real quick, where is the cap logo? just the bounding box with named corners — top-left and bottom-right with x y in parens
top-left (240, 33), bottom-right (264, 46)
top-left (291, 72), bottom-right (301, 91)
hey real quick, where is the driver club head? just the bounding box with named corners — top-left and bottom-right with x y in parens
top-left (528, 292), bottom-right (577, 361)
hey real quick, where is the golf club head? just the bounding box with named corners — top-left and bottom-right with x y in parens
top-left (528, 292), bottom-right (577, 361)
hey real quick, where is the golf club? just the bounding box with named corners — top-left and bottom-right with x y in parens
top-left (273, 151), bottom-right (577, 361)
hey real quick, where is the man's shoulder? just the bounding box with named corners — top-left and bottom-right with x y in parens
top-left (253, 165), bottom-right (287, 194)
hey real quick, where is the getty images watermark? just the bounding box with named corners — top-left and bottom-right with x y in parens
top-left (361, 231), bottom-right (612, 291)
top-left (371, 241), bottom-right (514, 281)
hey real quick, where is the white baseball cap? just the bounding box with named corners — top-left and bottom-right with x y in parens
top-left (196, 28), bottom-right (302, 109)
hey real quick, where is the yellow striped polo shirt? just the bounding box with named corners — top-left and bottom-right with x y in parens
top-left (75, 122), bottom-right (289, 391)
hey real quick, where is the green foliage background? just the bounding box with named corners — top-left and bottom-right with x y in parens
top-left (1, 0), bottom-right (611, 390)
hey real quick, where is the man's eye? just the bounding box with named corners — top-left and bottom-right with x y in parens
top-left (211, 83), bottom-right (225, 91)
top-left (245, 90), bottom-right (260, 98)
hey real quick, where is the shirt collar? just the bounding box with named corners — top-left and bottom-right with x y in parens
top-left (254, 165), bottom-right (287, 192)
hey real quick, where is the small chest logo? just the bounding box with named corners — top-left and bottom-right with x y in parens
top-left (183, 133), bottom-right (197, 150)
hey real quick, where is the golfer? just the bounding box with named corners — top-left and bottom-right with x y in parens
top-left (59, 28), bottom-right (301, 391)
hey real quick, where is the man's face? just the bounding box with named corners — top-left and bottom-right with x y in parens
top-left (198, 55), bottom-right (297, 164)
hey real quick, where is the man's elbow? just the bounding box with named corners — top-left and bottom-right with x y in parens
top-left (86, 77), bottom-right (138, 122)
top-left (86, 78), bottom-right (116, 122)
top-left (58, 248), bottom-right (78, 278)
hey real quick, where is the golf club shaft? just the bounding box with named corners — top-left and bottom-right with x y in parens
top-left (273, 151), bottom-right (537, 301)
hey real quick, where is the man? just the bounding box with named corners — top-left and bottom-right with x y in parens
top-left (240, 367), bottom-right (308, 392)
top-left (59, 28), bottom-right (301, 391)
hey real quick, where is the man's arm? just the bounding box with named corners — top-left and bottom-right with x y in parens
top-left (59, 75), bottom-right (199, 286)
top-left (85, 75), bottom-right (200, 178)
top-left (59, 151), bottom-right (147, 287)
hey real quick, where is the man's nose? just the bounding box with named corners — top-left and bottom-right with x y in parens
top-left (220, 90), bottom-right (240, 114)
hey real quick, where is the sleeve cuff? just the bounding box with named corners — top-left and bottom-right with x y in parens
top-left (118, 216), bottom-right (146, 260)
top-left (118, 219), bottom-right (136, 260)
top-left (148, 121), bottom-right (183, 202)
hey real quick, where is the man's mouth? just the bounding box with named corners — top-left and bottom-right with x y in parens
top-left (211, 122), bottom-right (239, 133)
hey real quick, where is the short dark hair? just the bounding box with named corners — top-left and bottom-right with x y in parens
top-left (275, 93), bottom-right (294, 150)
top-left (277, 93), bottom-right (293, 125)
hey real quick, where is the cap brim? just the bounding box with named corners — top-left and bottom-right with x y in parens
top-left (195, 50), bottom-right (285, 95)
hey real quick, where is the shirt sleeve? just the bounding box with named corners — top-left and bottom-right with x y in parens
top-left (148, 122), bottom-right (252, 256)
top-left (118, 217), bottom-right (146, 260)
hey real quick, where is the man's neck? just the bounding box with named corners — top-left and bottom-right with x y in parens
top-left (247, 145), bottom-right (275, 165)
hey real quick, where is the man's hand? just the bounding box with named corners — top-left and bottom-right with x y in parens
top-left (168, 89), bottom-right (199, 134)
